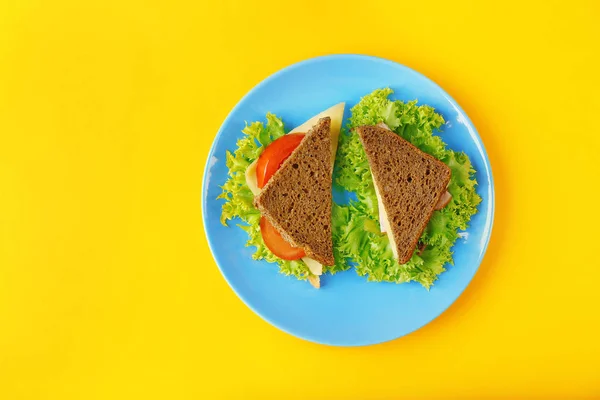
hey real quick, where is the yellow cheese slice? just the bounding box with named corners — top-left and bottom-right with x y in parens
top-left (245, 159), bottom-right (260, 196)
top-left (288, 102), bottom-right (345, 163)
top-left (245, 103), bottom-right (346, 283)
top-left (373, 183), bottom-right (399, 260)
top-left (302, 257), bottom-right (323, 276)
top-left (370, 123), bottom-right (402, 261)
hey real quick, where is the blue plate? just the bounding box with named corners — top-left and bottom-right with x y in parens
top-left (202, 55), bottom-right (494, 346)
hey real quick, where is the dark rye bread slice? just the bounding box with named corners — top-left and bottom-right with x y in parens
top-left (356, 125), bottom-right (451, 264)
top-left (254, 117), bottom-right (334, 266)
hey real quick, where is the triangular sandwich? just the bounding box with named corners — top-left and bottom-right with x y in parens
top-left (254, 117), bottom-right (334, 266)
top-left (356, 124), bottom-right (451, 264)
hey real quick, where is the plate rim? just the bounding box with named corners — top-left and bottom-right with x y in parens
top-left (201, 54), bottom-right (496, 346)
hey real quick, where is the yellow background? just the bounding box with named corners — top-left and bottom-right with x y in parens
top-left (1, 0), bottom-right (599, 398)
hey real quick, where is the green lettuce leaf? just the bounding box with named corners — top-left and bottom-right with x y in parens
top-left (334, 88), bottom-right (481, 288)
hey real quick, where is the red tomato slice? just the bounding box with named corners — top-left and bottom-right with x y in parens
top-left (260, 217), bottom-right (306, 260)
top-left (256, 133), bottom-right (305, 189)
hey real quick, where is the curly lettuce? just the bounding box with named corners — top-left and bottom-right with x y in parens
top-left (334, 88), bottom-right (481, 288)
top-left (220, 88), bottom-right (481, 288)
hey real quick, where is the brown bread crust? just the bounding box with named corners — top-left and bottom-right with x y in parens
top-left (254, 118), bottom-right (334, 266)
top-left (356, 125), bottom-right (451, 264)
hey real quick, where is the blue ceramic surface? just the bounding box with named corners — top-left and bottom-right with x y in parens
top-left (202, 55), bottom-right (494, 346)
